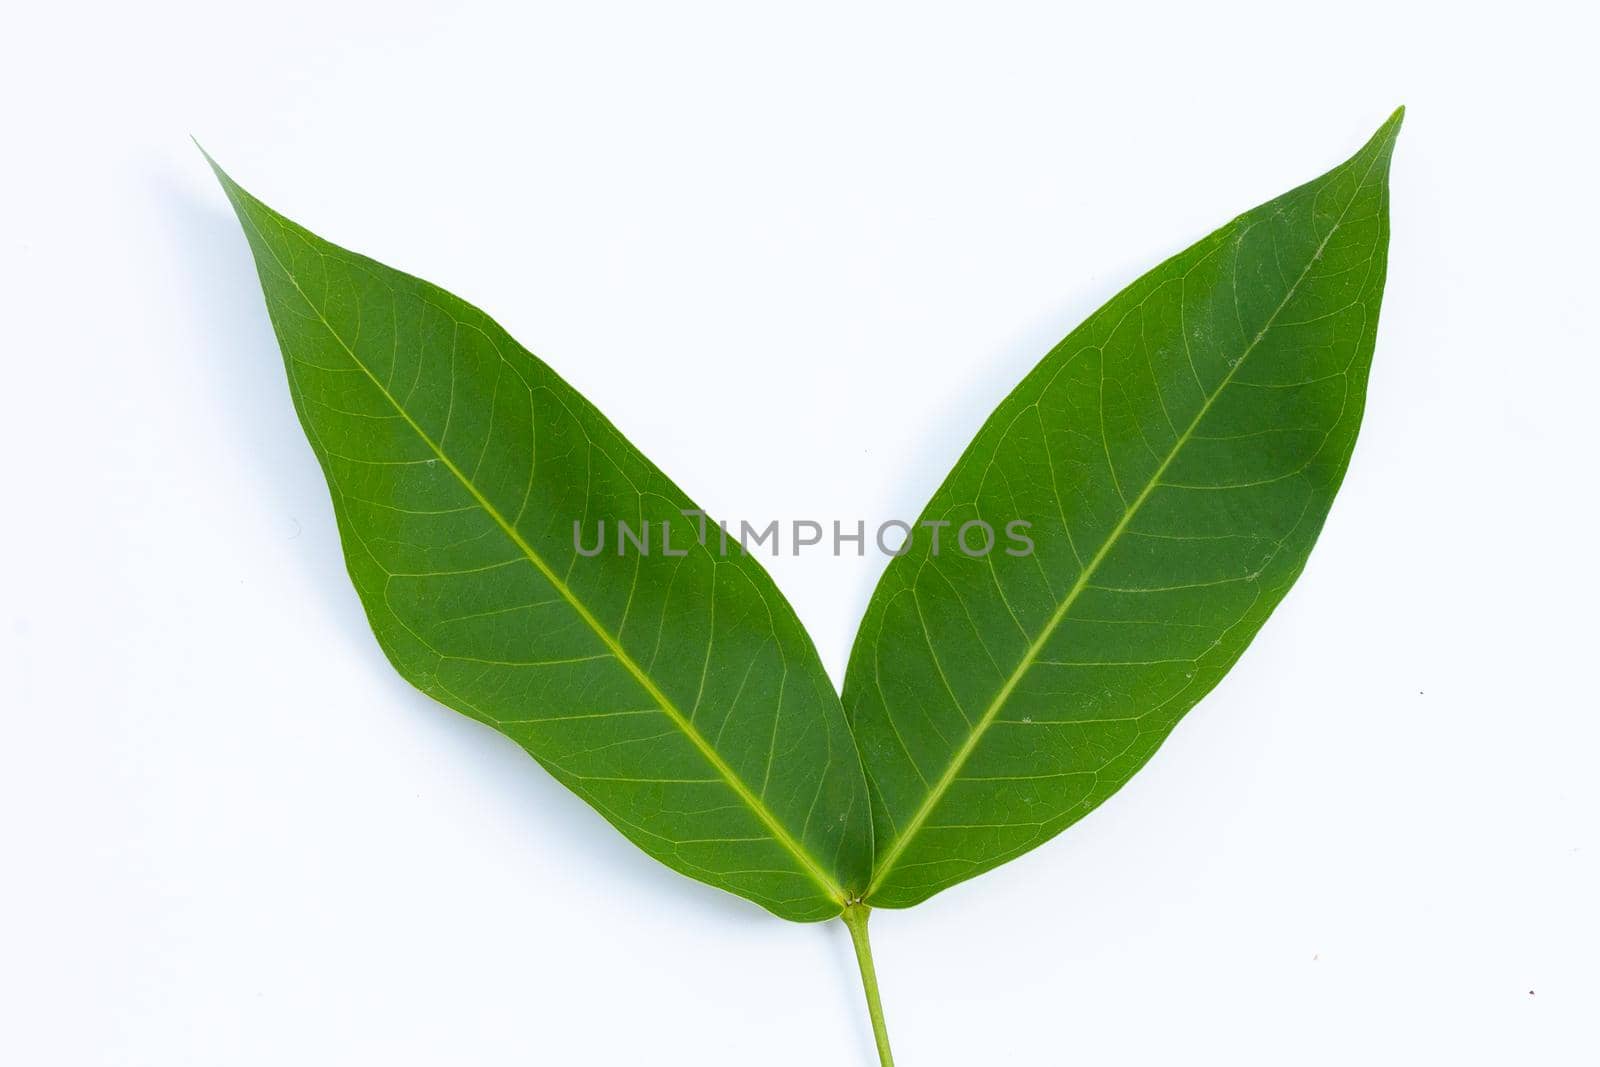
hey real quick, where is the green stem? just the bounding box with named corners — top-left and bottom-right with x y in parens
top-left (841, 903), bottom-right (895, 1066)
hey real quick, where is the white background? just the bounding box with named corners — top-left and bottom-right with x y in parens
top-left (4, 2), bottom-right (1596, 1063)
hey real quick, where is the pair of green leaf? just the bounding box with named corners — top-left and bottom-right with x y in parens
top-left (209, 108), bottom-right (1398, 1063)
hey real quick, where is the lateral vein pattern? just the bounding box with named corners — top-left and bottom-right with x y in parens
top-left (212, 164), bottom-right (871, 920)
top-left (846, 112), bottom-right (1401, 907)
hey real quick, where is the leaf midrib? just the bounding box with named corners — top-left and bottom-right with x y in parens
top-left (226, 186), bottom-right (848, 909)
top-left (866, 153), bottom-right (1382, 898)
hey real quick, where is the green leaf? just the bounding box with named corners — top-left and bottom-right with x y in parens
top-left (208, 159), bottom-right (871, 922)
top-left (843, 110), bottom-right (1402, 909)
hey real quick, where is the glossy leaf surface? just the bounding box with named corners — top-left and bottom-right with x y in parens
top-left (211, 163), bottom-right (871, 921)
top-left (844, 112), bottom-right (1401, 908)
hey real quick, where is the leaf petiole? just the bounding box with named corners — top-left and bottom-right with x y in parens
top-left (842, 903), bottom-right (895, 1066)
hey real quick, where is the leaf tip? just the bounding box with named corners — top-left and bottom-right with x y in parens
top-left (1375, 105), bottom-right (1405, 147)
top-left (193, 140), bottom-right (232, 187)
top-left (193, 141), bottom-right (259, 217)
top-left (1357, 106), bottom-right (1405, 174)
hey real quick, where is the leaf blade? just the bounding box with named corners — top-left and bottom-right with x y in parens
top-left (845, 111), bottom-right (1402, 907)
top-left (210, 160), bottom-right (871, 920)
